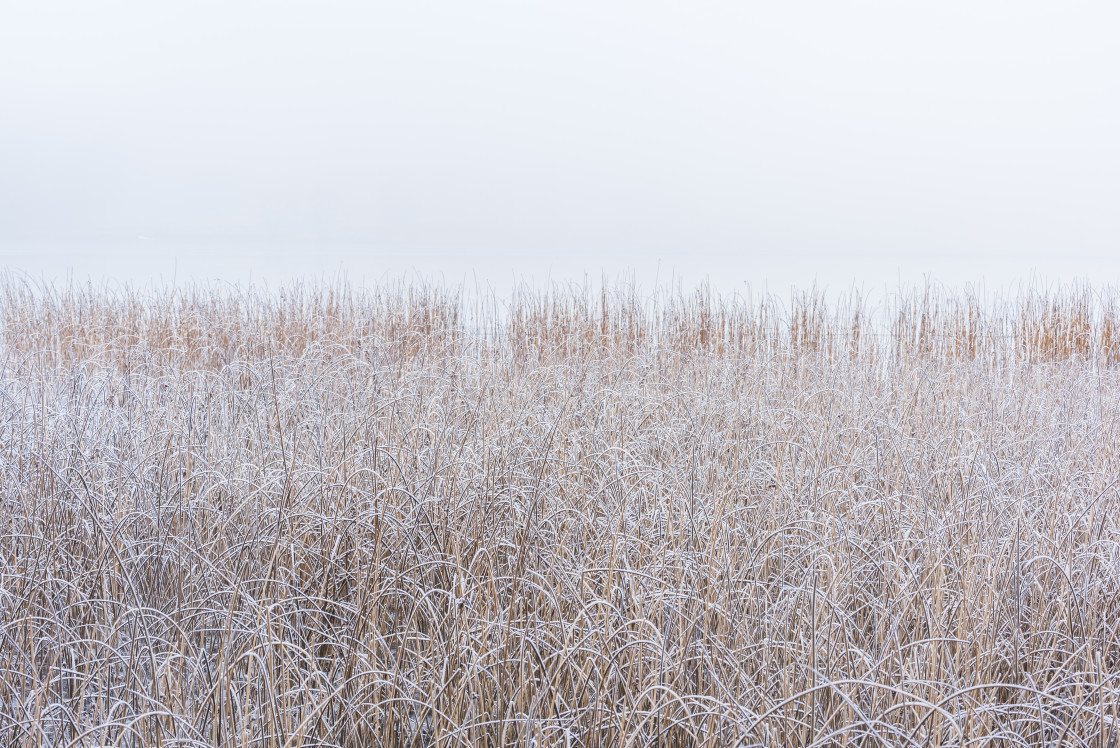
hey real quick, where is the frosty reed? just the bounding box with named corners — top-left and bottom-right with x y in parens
top-left (1, 278), bottom-right (1117, 746)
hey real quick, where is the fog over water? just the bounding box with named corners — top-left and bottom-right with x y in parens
top-left (2, 2), bottom-right (1118, 295)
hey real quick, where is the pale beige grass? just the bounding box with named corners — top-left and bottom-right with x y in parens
top-left (0, 278), bottom-right (1117, 746)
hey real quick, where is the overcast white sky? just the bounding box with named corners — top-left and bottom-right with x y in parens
top-left (1, 1), bottom-right (1117, 292)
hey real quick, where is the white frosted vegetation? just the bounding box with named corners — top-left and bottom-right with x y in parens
top-left (0, 281), bottom-right (1117, 746)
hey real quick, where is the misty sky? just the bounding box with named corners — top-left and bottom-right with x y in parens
top-left (1, 1), bottom-right (1118, 291)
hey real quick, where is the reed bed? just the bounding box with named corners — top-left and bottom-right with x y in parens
top-left (0, 278), bottom-right (1118, 746)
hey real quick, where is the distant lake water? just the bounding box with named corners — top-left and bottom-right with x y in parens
top-left (2, 240), bottom-right (1116, 300)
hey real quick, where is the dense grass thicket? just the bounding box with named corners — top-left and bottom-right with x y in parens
top-left (1, 279), bottom-right (1118, 746)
